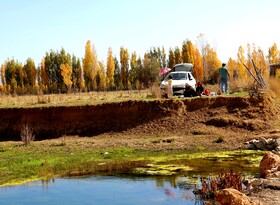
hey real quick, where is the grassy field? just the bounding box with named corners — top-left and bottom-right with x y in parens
top-left (0, 139), bottom-right (263, 187)
top-left (0, 89), bottom-right (156, 108)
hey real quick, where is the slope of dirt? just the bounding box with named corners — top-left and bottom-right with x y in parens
top-left (0, 92), bottom-right (279, 152)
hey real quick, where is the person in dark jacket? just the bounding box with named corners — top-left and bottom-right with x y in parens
top-left (196, 82), bottom-right (204, 96)
top-left (184, 83), bottom-right (197, 97)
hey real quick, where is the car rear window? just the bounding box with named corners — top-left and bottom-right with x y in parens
top-left (171, 73), bottom-right (187, 80)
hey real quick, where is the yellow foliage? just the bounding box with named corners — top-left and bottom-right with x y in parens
top-left (60, 64), bottom-right (72, 89)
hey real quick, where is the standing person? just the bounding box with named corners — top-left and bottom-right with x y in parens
top-left (217, 63), bottom-right (230, 93)
top-left (167, 75), bottom-right (173, 98)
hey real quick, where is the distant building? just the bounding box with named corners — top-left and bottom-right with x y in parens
top-left (269, 63), bottom-right (280, 77)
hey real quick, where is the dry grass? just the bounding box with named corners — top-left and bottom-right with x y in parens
top-left (266, 77), bottom-right (280, 98)
top-left (0, 90), bottom-right (153, 108)
top-left (0, 77), bottom-right (278, 108)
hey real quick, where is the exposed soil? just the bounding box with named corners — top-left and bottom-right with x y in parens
top-left (1, 92), bottom-right (280, 152)
top-left (1, 92), bottom-right (280, 204)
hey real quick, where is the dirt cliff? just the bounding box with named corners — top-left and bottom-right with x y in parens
top-left (0, 93), bottom-right (278, 142)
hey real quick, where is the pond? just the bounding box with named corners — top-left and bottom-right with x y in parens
top-left (0, 151), bottom-right (261, 205)
top-left (0, 175), bottom-right (205, 205)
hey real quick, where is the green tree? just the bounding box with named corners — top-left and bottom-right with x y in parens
top-left (4, 59), bottom-right (22, 93)
top-left (97, 61), bottom-right (106, 91)
top-left (113, 57), bottom-right (122, 90)
top-left (71, 55), bottom-right (83, 91)
top-left (135, 56), bottom-right (143, 89)
top-left (129, 51), bottom-right (137, 88)
top-left (174, 46), bottom-right (181, 64)
top-left (161, 46), bottom-right (167, 68)
top-left (23, 58), bottom-right (36, 89)
top-left (168, 48), bottom-right (175, 70)
top-left (142, 52), bottom-right (161, 87)
top-left (1, 63), bottom-right (6, 86)
top-left (43, 48), bottom-right (70, 93)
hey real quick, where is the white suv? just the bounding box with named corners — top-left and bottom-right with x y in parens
top-left (160, 63), bottom-right (196, 97)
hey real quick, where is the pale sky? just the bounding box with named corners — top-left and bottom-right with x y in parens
top-left (0, 0), bottom-right (279, 66)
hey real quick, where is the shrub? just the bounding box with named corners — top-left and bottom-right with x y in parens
top-left (215, 137), bottom-right (224, 143)
top-left (197, 169), bottom-right (243, 199)
top-left (20, 124), bottom-right (35, 145)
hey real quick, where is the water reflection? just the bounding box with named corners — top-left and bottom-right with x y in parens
top-left (0, 175), bottom-right (206, 205)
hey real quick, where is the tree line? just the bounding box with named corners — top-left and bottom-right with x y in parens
top-left (1, 35), bottom-right (279, 95)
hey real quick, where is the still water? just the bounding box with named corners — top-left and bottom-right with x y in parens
top-left (0, 175), bottom-right (204, 205)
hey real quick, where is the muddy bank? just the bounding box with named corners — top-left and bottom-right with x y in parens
top-left (0, 95), bottom-right (277, 141)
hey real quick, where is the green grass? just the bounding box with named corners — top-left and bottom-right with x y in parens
top-left (0, 141), bottom-right (264, 187)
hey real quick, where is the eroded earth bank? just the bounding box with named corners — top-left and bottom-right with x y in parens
top-left (1, 93), bottom-right (280, 204)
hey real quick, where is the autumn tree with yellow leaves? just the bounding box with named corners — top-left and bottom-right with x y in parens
top-left (193, 48), bottom-right (204, 82)
top-left (120, 47), bottom-right (129, 89)
top-left (60, 63), bottom-right (72, 92)
top-left (106, 47), bottom-right (115, 90)
top-left (227, 57), bottom-right (238, 79)
top-left (181, 40), bottom-right (195, 64)
top-left (83, 40), bottom-right (94, 91)
top-left (236, 46), bottom-right (248, 79)
top-left (83, 40), bottom-right (100, 91)
top-left (268, 43), bottom-right (279, 64)
top-left (247, 43), bottom-right (268, 77)
top-left (203, 45), bottom-right (221, 83)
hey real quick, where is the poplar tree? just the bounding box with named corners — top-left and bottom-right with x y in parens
top-left (181, 40), bottom-right (195, 64)
top-left (40, 58), bottom-right (49, 91)
top-left (142, 52), bottom-right (161, 87)
top-left (135, 56), bottom-right (143, 89)
top-left (4, 59), bottom-right (22, 93)
top-left (204, 46), bottom-right (221, 82)
top-left (23, 58), bottom-right (36, 89)
top-left (76, 59), bottom-right (83, 90)
top-left (168, 48), bottom-right (175, 70)
top-left (60, 63), bottom-right (72, 92)
top-left (120, 47), bottom-right (129, 89)
top-left (268, 43), bottom-right (279, 64)
top-left (250, 45), bottom-right (268, 77)
top-left (237, 46), bottom-right (247, 79)
top-left (92, 44), bottom-right (100, 89)
top-left (106, 47), bottom-right (115, 90)
top-left (161, 46), bottom-right (167, 68)
top-left (113, 57), bottom-right (122, 90)
top-left (1, 63), bottom-right (6, 86)
top-left (227, 58), bottom-right (238, 79)
top-left (174, 46), bottom-right (181, 64)
top-left (71, 55), bottom-right (83, 91)
top-left (193, 48), bottom-right (204, 82)
top-left (97, 61), bottom-right (106, 91)
top-left (83, 40), bottom-right (94, 91)
top-left (129, 51), bottom-right (137, 88)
